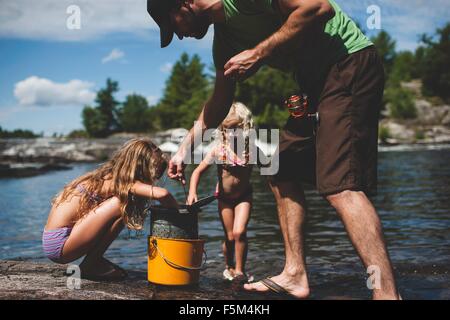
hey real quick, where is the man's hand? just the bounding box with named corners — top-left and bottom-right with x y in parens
top-left (224, 1), bottom-right (334, 82)
top-left (166, 69), bottom-right (236, 186)
top-left (168, 152), bottom-right (186, 185)
top-left (223, 48), bottom-right (263, 81)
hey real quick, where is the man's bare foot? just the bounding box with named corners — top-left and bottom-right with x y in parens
top-left (243, 273), bottom-right (310, 299)
top-left (373, 291), bottom-right (402, 300)
top-left (80, 257), bottom-right (127, 281)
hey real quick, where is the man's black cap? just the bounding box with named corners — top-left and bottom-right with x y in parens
top-left (147, 0), bottom-right (177, 48)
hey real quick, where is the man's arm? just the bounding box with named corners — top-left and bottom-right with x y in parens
top-left (167, 69), bottom-right (236, 182)
top-left (257, 0), bottom-right (334, 59)
top-left (224, 0), bottom-right (335, 79)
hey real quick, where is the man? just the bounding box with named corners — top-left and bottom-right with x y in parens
top-left (147, 0), bottom-right (400, 299)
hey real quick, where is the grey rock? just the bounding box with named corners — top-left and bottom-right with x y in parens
top-left (383, 121), bottom-right (415, 143)
top-left (441, 108), bottom-right (450, 126)
top-left (415, 100), bottom-right (450, 125)
top-left (0, 138), bottom-right (126, 163)
top-left (0, 260), bottom-right (236, 300)
top-left (425, 126), bottom-right (450, 143)
top-left (0, 260), bottom-right (154, 300)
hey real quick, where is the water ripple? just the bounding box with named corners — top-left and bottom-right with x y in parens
top-left (0, 150), bottom-right (449, 298)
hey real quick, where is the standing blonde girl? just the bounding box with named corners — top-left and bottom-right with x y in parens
top-left (187, 102), bottom-right (254, 282)
top-left (43, 138), bottom-right (178, 280)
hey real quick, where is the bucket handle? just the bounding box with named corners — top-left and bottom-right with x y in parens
top-left (151, 239), bottom-right (208, 271)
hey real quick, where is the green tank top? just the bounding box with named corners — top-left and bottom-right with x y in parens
top-left (213, 0), bottom-right (373, 87)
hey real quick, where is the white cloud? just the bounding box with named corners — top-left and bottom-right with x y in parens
top-left (0, 0), bottom-right (448, 53)
top-left (0, 0), bottom-right (155, 41)
top-left (160, 62), bottom-right (173, 74)
top-left (102, 48), bottom-right (125, 64)
top-left (0, 0), bottom-right (215, 51)
top-left (14, 76), bottom-right (96, 106)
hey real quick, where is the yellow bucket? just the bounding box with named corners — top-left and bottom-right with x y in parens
top-left (147, 236), bottom-right (206, 286)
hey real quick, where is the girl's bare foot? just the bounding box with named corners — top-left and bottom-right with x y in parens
top-left (233, 271), bottom-right (254, 283)
top-left (80, 257), bottom-right (127, 281)
top-left (243, 273), bottom-right (310, 299)
top-left (223, 267), bottom-right (236, 281)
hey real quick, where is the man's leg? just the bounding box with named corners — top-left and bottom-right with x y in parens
top-left (244, 181), bottom-right (309, 298)
top-left (326, 190), bottom-right (400, 300)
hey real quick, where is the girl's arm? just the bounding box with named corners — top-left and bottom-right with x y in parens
top-left (130, 181), bottom-right (179, 209)
top-left (187, 147), bottom-right (216, 205)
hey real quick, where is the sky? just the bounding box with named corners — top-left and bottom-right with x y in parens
top-left (0, 0), bottom-right (449, 136)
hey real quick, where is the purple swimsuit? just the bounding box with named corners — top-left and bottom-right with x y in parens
top-left (42, 227), bottom-right (73, 263)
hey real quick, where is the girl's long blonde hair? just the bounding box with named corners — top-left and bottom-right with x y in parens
top-left (52, 138), bottom-right (167, 230)
top-left (216, 102), bottom-right (254, 165)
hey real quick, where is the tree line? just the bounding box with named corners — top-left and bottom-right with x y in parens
top-left (77, 22), bottom-right (449, 138)
top-left (76, 53), bottom-right (211, 138)
top-left (2, 23), bottom-right (448, 139)
top-left (0, 126), bottom-right (41, 139)
top-left (372, 23), bottom-right (450, 119)
top-left (75, 55), bottom-right (307, 137)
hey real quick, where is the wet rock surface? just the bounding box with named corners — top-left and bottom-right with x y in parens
top-left (1, 259), bottom-right (449, 300)
top-left (0, 260), bottom-right (155, 300)
top-left (0, 260), bottom-right (241, 300)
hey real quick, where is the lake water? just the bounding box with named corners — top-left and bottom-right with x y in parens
top-left (0, 147), bottom-right (449, 299)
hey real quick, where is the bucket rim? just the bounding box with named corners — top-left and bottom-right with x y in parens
top-left (148, 235), bottom-right (205, 243)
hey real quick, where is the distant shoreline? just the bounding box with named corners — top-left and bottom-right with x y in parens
top-left (378, 142), bottom-right (450, 152)
top-left (1, 135), bottom-right (450, 165)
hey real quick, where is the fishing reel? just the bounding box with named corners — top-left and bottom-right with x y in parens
top-left (284, 94), bottom-right (320, 123)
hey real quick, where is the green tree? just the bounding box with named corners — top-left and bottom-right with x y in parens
top-left (386, 86), bottom-right (417, 119)
top-left (0, 126), bottom-right (39, 138)
top-left (419, 23), bottom-right (450, 101)
top-left (82, 78), bottom-right (120, 137)
top-left (373, 31), bottom-right (421, 115)
top-left (389, 51), bottom-right (415, 86)
top-left (96, 78), bottom-right (120, 131)
top-left (152, 53), bottom-right (211, 130)
top-left (82, 106), bottom-right (109, 137)
top-left (255, 104), bottom-right (289, 129)
top-left (378, 125), bottom-right (391, 144)
top-left (235, 66), bottom-right (297, 128)
top-left (371, 31), bottom-right (397, 77)
top-left (66, 129), bottom-right (89, 139)
top-left (413, 46), bottom-right (427, 80)
top-left (118, 94), bottom-right (153, 132)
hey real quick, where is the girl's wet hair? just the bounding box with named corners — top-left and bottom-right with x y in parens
top-left (53, 138), bottom-right (168, 230)
top-left (216, 102), bottom-right (254, 165)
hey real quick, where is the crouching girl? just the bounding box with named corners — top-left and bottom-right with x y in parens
top-left (43, 138), bottom-right (178, 281)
